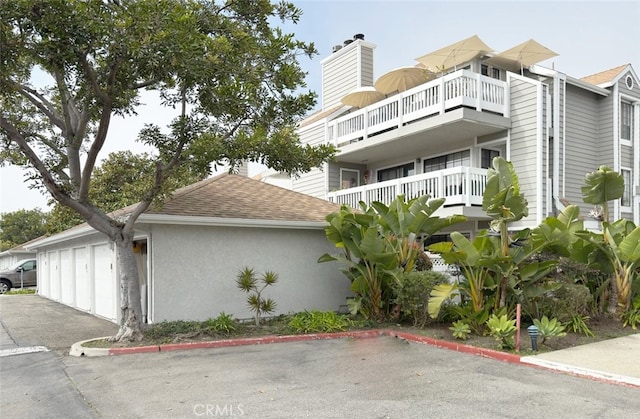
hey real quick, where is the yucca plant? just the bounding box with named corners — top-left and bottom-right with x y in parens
top-left (236, 267), bottom-right (278, 326)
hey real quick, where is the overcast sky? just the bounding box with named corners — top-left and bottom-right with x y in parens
top-left (1, 0), bottom-right (639, 213)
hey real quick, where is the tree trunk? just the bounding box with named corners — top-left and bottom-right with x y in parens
top-left (607, 271), bottom-right (620, 318)
top-left (113, 230), bottom-right (144, 342)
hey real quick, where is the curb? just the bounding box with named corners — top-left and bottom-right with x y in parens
top-left (71, 329), bottom-right (640, 388)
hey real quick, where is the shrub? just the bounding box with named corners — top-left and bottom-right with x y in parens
top-left (486, 314), bottom-right (516, 350)
top-left (393, 271), bottom-right (449, 327)
top-left (449, 320), bottom-right (471, 340)
top-left (145, 320), bottom-right (202, 340)
top-left (414, 251), bottom-right (433, 271)
top-left (533, 316), bottom-right (566, 344)
top-left (204, 312), bottom-right (237, 334)
top-left (288, 310), bottom-right (350, 333)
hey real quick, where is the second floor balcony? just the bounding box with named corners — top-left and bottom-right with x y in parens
top-left (327, 166), bottom-right (490, 219)
top-left (327, 69), bottom-right (508, 149)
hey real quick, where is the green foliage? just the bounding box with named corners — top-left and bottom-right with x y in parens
top-left (236, 267), bottom-right (278, 326)
top-left (46, 151), bottom-right (207, 233)
top-left (145, 320), bottom-right (202, 340)
top-left (5, 288), bottom-right (36, 295)
top-left (1, 0), bottom-right (335, 340)
top-left (533, 316), bottom-right (566, 344)
top-left (449, 320), bottom-right (471, 340)
top-left (288, 310), bottom-right (350, 334)
top-left (565, 315), bottom-right (594, 338)
top-left (414, 251), bottom-right (433, 271)
top-left (622, 295), bottom-right (640, 330)
top-left (0, 209), bottom-right (46, 250)
top-left (392, 271), bottom-right (449, 327)
top-left (319, 195), bottom-right (465, 320)
top-left (486, 314), bottom-right (517, 349)
top-left (203, 312), bottom-right (237, 334)
top-left (581, 166), bottom-right (624, 222)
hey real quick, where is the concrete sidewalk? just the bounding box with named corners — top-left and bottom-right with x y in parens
top-left (522, 333), bottom-right (640, 387)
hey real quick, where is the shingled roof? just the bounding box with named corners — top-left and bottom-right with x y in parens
top-left (144, 173), bottom-right (340, 222)
top-left (581, 64), bottom-right (629, 87)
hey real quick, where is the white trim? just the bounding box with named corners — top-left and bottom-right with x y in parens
top-left (621, 167), bottom-right (633, 212)
top-left (554, 74), bottom-right (564, 211)
top-left (536, 82), bottom-right (544, 225)
top-left (634, 101), bottom-right (640, 225)
top-left (613, 84), bottom-right (620, 218)
top-left (564, 75), bottom-right (610, 96)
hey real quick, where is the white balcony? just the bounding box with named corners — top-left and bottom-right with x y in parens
top-left (327, 69), bottom-right (507, 148)
top-left (327, 166), bottom-right (489, 212)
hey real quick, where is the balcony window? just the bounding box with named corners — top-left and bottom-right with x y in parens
top-left (340, 168), bottom-right (360, 189)
top-left (481, 149), bottom-right (500, 169)
top-left (621, 101), bottom-right (633, 142)
top-left (622, 168), bottom-right (632, 208)
top-left (423, 150), bottom-right (471, 173)
top-left (377, 163), bottom-right (415, 182)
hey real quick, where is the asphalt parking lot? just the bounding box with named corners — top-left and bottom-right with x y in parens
top-left (2, 295), bottom-right (639, 418)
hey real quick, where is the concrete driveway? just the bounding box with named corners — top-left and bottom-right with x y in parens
top-left (2, 295), bottom-right (640, 418)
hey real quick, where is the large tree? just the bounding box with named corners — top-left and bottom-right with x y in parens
top-left (0, 208), bottom-right (46, 251)
top-left (0, 0), bottom-right (335, 341)
top-left (45, 150), bottom-right (207, 234)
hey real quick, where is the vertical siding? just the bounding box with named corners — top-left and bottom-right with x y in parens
top-left (292, 123), bottom-right (327, 198)
top-left (507, 77), bottom-right (540, 228)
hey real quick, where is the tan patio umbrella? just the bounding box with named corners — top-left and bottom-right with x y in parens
top-left (415, 35), bottom-right (493, 72)
top-left (374, 66), bottom-right (437, 94)
top-left (340, 86), bottom-right (385, 108)
top-left (484, 39), bottom-right (558, 73)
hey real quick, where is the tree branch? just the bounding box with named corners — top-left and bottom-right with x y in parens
top-left (8, 80), bottom-right (66, 131)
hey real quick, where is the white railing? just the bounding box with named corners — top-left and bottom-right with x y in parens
top-left (329, 69), bottom-right (507, 147)
top-left (327, 166), bottom-right (488, 209)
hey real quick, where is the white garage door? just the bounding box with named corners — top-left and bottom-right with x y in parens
top-left (60, 249), bottom-right (74, 305)
top-left (74, 247), bottom-right (90, 311)
top-left (38, 252), bottom-right (49, 296)
top-left (48, 251), bottom-right (60, 301)
top-left (93, 244), bottom-right (116, 320)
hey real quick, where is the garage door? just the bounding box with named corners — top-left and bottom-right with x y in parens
top-left (60, 249), bottom-right (74, 305)
top-left (48, 251), bottom-right (60, 301)
top-left (38, 252), bottom-right (49, 296)
top-left (74, 247), bottom-right (90, 311)
top-left (93, 244), bottom-right (116, 320)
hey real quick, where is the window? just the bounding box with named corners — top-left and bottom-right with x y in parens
top-left (622, 169), bottom-right (632, 208)
top-left (423, 150), bottom-right (470, 173)
top-left (481, 149), bottom-right (500, 169)
top-left (377, 163), bottom-right (415, 182)
top-left (621, 101), bottom-right (633, 142)
top-left (481, 65), bottom-right (500, 80)
top-left (340, 168), bottom-right (359, 189)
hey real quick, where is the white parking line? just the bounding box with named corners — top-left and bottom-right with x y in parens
top-left (0, 346), bottom-right (49, 357)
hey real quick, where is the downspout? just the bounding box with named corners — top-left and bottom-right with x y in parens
top-left (635, 101), bottom-right (640, 225)
top-left (613, 84), bottom-right (620, 219)
top-left (536, 83), bottom-right (544, 225)
top-left (553, 74), bottom-right (563, 214)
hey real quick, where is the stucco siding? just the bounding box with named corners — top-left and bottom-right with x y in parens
top-left (150, 225), bottom-right (351, 322)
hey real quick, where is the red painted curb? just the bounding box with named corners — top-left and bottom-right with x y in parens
top-left (109, 345), bottom-right (160, 355)
top-left (158, 330), bottom-right (385, 352)
top-left (383, 330), bottom-right (522, 364)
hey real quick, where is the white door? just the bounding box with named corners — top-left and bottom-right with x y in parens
top-left (74, 247), bottom-right (90, 311)
top-left (48, 251), bottom-right (60, 301)
top-left (93, 244), bottom-right (116, 320)
top-left (60, 249), bottom-right (74, 305)
top-left (38, 252), bottom-right (49, 296)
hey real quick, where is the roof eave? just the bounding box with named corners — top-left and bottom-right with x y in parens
top-left (565, 75), bottom-right (610, 96)
top-left (138, 214), bottom-right (327, 230)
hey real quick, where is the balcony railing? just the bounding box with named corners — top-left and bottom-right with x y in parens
top-left (327, 167), bottom-right (488, 209)
top-left (327, 69), bottom-right (507, 147)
